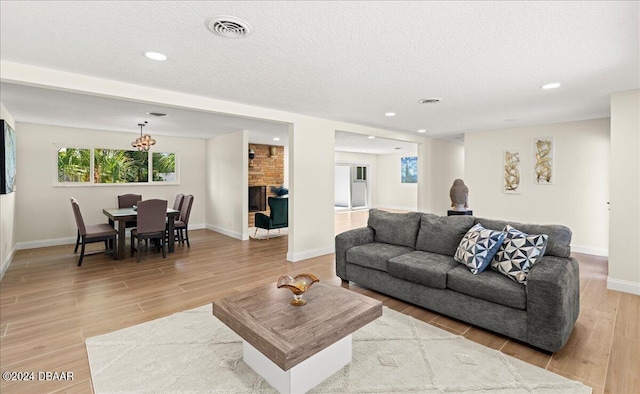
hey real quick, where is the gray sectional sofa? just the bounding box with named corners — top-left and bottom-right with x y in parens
top-left (335, 209), bottom-right (580, 352)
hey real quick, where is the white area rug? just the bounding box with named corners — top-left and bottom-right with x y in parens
top-left (86, 306), bottom-right (590, 393)
top-left (249, 227), bottom-right (288, 240)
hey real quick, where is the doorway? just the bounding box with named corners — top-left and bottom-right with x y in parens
top-left (335, 163), bottom-right (369, 210)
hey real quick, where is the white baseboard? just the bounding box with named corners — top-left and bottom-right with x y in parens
top-left (16, 223), bottom-right (209, 251)
top-left (0, 246), bottom-right (17, 281)
top-left (287, 245), bottom-right (334, 263)
top-left (206, 224), bottom-right (248, 241)
top-left (17, 236), bottom-right (76, 250)
top-left (607, 277), bottom-right (640, 296)
top-left (571, 244), bottom-right (608, 257)
top-left (373, 205), bottom-right (416, 212)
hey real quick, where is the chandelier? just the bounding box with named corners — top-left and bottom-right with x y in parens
top-left (131, 121), bottom-right (156, 151)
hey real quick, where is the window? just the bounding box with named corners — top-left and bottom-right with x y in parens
top-left (94, 149), bottom-right (148, 183)
top-left (152, 152), bottom-right (176, 182)
top-left (57, 148), bottom-right (90, 183)
top-left (56, 146), bottom-right (178, 186)
top-left (354, 165), bottom-right (367, 181)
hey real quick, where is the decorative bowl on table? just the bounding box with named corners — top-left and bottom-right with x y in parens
top-left (276, 273), bottom-right (319, 306)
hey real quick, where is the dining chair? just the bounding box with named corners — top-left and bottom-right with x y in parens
top-left (173, 193), bottom-right (185, 212)
top-left (173, 194), bottom-right (194, 247)
top-left (131, 199), bottom-right (168, 263)
top-left (118, 193), bottom-right (142, 229)
top-left (70, 197), bottom-right (118, 266)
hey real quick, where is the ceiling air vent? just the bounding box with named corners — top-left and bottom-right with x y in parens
top-left (206, 16), bottom-right (252, 38)
top-left (419, 98), bottom-right (441, 104)
top-left (146, 112), bottom-right (167, 117)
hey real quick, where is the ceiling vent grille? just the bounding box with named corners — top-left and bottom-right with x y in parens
top-left (146, 112), bottom-right (167, 117)
top-left (206, 16), bottom-right (252, 38)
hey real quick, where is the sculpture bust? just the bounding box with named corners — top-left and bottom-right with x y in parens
top-left (449, 179), bottom-right (469, 211)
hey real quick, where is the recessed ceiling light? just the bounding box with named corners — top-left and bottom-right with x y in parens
top-left (368, 136), bottom-right (376, 139)
top-left (418, 98), bottom-right (441, 104)
top-left (417, 129), bottom-right (427, 133)
top-left (144, 52), bottom-right (167, 61)
top-left (541, 82), bottom-right (561, 90)
top-left (384, 112), bottom-right (396, 117)
top-left (273, 137), bottom-right (280, 141)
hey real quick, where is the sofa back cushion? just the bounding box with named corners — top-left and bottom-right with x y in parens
top-left (367, 209), bottom-right (422, 248)
top-left (475, 217), bottom-right (572, 258)
top-left (415, 213), bottom-right (475, 256)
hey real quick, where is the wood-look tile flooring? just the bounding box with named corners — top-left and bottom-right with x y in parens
top-left (0, 210), bottom-right (638, 393)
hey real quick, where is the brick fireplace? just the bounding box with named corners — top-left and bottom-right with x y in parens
top-left (248, 144), bottom-right (285, 227)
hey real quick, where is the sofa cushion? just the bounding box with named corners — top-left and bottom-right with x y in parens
top-left (447, 265), bottom-right (527, 310)
top-left (388, 251), bottom-right (459, 289)
top-left (368, 209), bottom-right (423, 248)
top-left (492, 225), bottom-right (549, 284)
top-left (475, 217), bottom-right (571, 258)
top-left (346, 242), bottom-right (414, 272)
top-left (415, 213), bottom-right (475, 256)
top-left (454, 223), bottom-right (506, 274)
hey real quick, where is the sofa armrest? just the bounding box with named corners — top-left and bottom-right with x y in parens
top-left (335, 227), bottom-right (375, 279)
top-left (526, 255), bottom-right (580, 352)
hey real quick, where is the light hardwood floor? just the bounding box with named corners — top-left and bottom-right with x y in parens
top-left (0, 210), bottom-right (638, 393)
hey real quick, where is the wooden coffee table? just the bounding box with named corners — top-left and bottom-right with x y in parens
top-left (213, 281), bottom-right (382, 393)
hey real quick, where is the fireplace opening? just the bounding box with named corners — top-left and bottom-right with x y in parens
top-left (249, 186), bottom-right (266, 212)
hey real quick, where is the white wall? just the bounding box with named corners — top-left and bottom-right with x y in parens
top-left (609, 89), bottom-right (640, 295)
top-left (417, 140), bottom-right (433, 213)
top-left (377, 153), bottom-right (418, 211)
top-left (465, 118), bottom-right (610, 255)
top-left (0, 103), bottom-right (16, 279)
top-left (288, 119), bottom-right (336, 261)
top-left (14, 123), bottom-right (206, 247)
top-left (430, 139), bottom-right (465, 215)
top-left (206, 130), bottom-right (248, 240)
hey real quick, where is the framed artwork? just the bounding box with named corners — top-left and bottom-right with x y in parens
top-left (401, 156), bottom-right (417, 183)
top-left (503, 150), bottom-right (520, 193)
top-left (1, 120), bottom-right (16, 194)
top-left (534, 137), bottom-right (553, 184)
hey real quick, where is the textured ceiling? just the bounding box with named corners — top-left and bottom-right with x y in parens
top-left (335, 131), bottom-right (418, 155)
top-left (0, 1), bottom-right (638, 144)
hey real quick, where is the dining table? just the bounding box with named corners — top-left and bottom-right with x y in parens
top-left (103, 207), bottom-right (181, 260)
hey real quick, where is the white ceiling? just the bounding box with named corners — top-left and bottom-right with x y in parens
top-left (335, 131), bottom-right (418, 155)
top-left (0, 1), bottom-right (638, 150)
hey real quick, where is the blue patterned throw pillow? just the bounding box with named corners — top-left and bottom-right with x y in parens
top-left (454, 223), bottom-right (506, 274)
top-left (491, 225), bottom-right (548, 284)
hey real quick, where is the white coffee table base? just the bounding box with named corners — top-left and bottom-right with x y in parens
top-left (243, 334), bottom-right (352, 394)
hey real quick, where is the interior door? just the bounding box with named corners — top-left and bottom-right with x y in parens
top-left (334, 165), bottom-right (351, 209)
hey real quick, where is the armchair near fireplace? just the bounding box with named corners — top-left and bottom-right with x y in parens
top-left (254, 197), bottom-right (288, 239)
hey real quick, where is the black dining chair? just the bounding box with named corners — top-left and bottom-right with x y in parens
top-left (118, 194), bottom-right (142, 229)
top-left (70, 197), bottom-right (118, 266)
top-left (131, 199), bottom-right (168, 263)
top-left (173, 194), bottom-right (194, 247)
